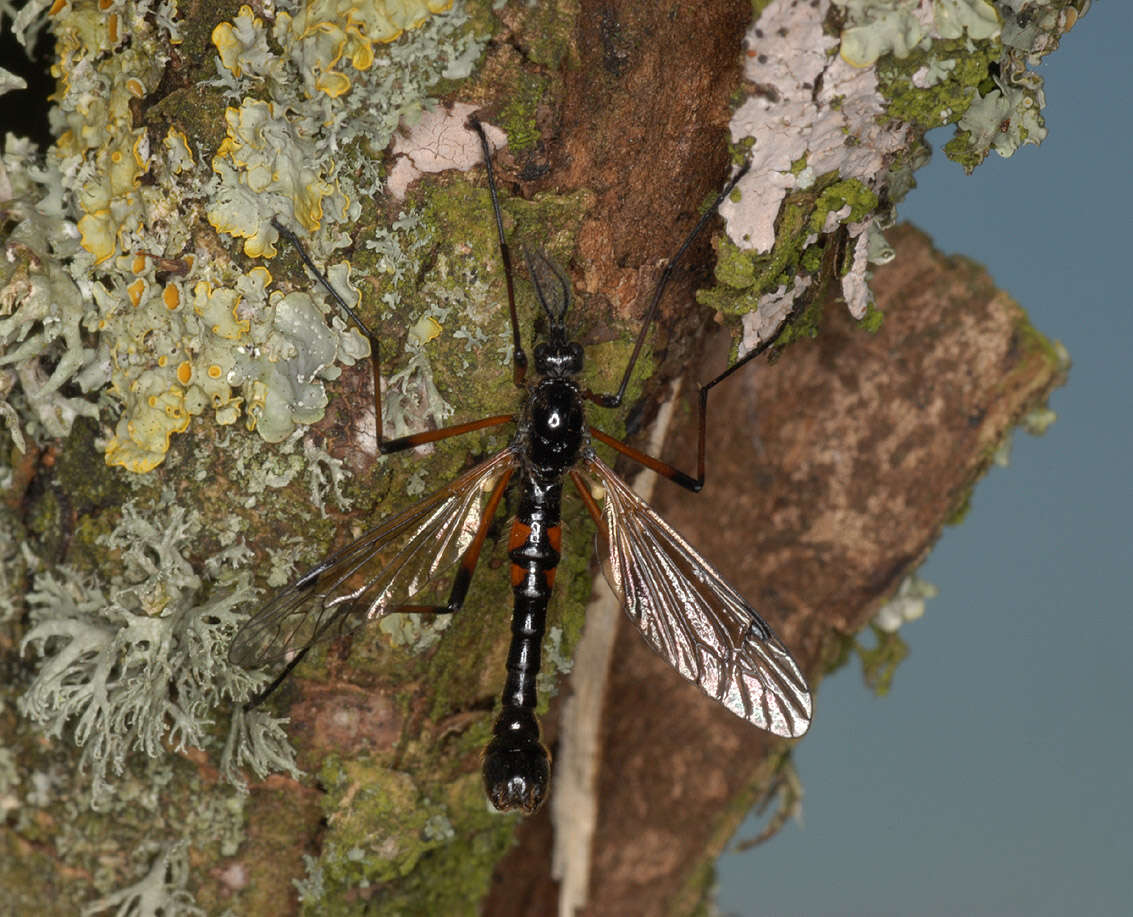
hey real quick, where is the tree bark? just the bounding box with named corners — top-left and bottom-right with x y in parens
top-left (0, 1), bottom-right (1070, 914)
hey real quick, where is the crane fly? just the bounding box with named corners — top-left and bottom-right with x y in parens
top-left (230, 116), bottom-right (816, 814)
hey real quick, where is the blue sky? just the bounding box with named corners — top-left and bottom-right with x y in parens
top-left (718, 7), bottom-right (1133, 916)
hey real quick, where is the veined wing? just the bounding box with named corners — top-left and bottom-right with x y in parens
top-left (580, 454), bottom-right (812, 738)
top-left (229, 447), bottom-right (519, 670)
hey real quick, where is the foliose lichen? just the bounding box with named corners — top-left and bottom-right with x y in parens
top-left (80, 839), bottom-right (203, 917)
top-left (1, 0), bottom-right (489, 473)
top-left (873, 572), bottom-right (937, 633)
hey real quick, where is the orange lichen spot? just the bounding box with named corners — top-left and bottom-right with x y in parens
top-left (126, 76), bottom-right (145, 98)
top-left (127, 278), bottom-right (145, 307)
top-left (98, 0), bottom-right (111, 8)
top-left (108, 14), bottom-right (118, 43)
top-left (352, 42), bottom-right (375, 70)
top-left (163, 284), bottom-right (180, 310)
top-left (177, 362), bottom-right (192, 385)
top-left (49, 0), bottom-right (67, 14)
top-left (131, 253), bottom-right (147, 274)
top-left (148, 395), bottom-right (158, 408)
top-left (157, 355), bottom-right (168, 367)
top-left (208, 364), bottom-right (223, 379)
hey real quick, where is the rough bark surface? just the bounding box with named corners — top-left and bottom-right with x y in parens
top-left (0, 0), bottom-right (1071, 911)
top-left (484, 224), bottom-right (1066, 915)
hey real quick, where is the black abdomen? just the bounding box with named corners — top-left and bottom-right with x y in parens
top-left (481, 477), bottom-right (563, 813)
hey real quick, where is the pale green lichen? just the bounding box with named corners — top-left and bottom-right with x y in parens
top-left (17, 491), bottom-right (299, 806)
top-left (873, 573), bottom-right (937, 633)
top-left (0, 0), bottom-right (487, 473)
top-left (837, 0), bottom-right (933, 67)
top-left (947, 77), bottom-right (1047, 167)
top-left (317, 756), bottom-right (464, 886)
top-left (0, 135), bottom-right (100, 451)
top-left (80, 840), bottom-right (204, 917)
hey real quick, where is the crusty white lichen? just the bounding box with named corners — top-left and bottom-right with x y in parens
top-left (709, 0), bottom-right (1081, 356)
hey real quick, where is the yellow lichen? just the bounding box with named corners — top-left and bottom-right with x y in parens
top-left (192, 281), bottom-right (251, 341)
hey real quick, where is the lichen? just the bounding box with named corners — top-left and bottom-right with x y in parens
top-left (80, 840), bottom-right (204, 917)
top-left (873, 573), bottom-right (937, 633)
top-left (701, 0), bottom-right (1084, 360)
top-left (0, 0), bottom-right (491, 474)
top-left (16, 490), bottom-right (299, 806)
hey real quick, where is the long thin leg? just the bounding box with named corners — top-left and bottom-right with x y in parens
top-left (271, 219), bottom-right (513, 455)
top-left (468, 116), bottom-right (527, 388)
top-left (380, 414), bottom-right (514, 455)
top-left (590, 227), bottom-right (847, 493)
top-left (247, 464), bottom-right (514, 708)
top-left (586, 162), bottom-right (751, 409)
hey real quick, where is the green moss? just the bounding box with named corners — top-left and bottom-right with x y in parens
top-left (942, 128), bottom-right (985, 172)
top-left (944, 486), bottom-right (973, 527)
top-left (318, 756), bottom-right (450, 884)
top-left (856, 624), bottom-right (910, 697)
top-left (877, 37), bottom-right (1000, 134)
top-left (1010, 306), bottom-right (1065, 372)
top-left (712, 239), bottom-right (758, 290)
top-left (310, 753), bottom-right (520, 914)
top-left (857, 301), bottom-right (885, 333)
top-left (696, 179), bottom-right (856, 345)
top-left (497, 72), bottom-right (549, 155)
top-left (808, 179), bottom-right (879, 232)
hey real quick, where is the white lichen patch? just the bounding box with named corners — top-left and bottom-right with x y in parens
top-left (873, 573), bottom-right (937, 632)
top-left (718, 0), bottom-right (1069, 351)
top-left (387, 101), bottom-right (507, 198)
top-left (722, 0), bottom-right (912, 278)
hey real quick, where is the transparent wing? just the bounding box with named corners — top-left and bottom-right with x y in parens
top-left (230, 447), bottom-right (519, 670)
top-left (581, 454), bottom-right (812, 738)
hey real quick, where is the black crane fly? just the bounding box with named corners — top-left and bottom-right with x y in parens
top-left (230, 118), bottom-right (814, 814)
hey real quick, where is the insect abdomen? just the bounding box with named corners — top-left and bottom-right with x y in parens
top-left (481, 482), bottom-right (563, 813)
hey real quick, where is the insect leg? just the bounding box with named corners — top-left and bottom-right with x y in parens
top-left (585, 162), bottom-right (751, 410)
top-left (271, 219), bottom-right (515, 455)
top-left (379, 414), bottom-right (513, 456)
top-left (387, 463), bottom-right (513, 614)
top-left (468, 115), bottom-right (527, 389)
top-left (591, 228), bottom-right (847, 493)
top-left (245, 465), bottom-right (513, 708)
top-left (568, 470), bottom-right (607, 538)
top-left (245, 644), bottom-right (315, 708)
